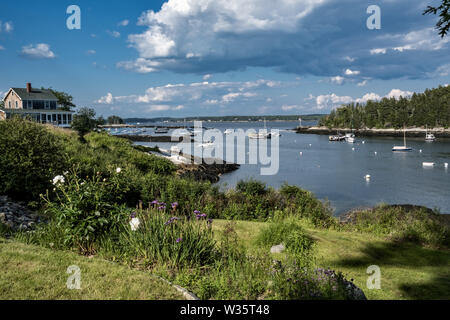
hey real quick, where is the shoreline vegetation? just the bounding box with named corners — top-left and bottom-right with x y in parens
top-left (1, 118), bottom-right (449, 300)
top-left (296, 126), bottom-right (450, 137)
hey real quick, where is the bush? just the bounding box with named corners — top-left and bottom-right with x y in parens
top-left (236, 179), bottom-right (267, 196)
top-left (0, 118), bottom-right (66, 201)
top-left (105, 207), bottom-right (217, 268)
top-left (41, 170), bottom-right (129, 251)
top-left (257, 219), bottom-right (315, 267)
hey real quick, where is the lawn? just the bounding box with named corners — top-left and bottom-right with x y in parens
top-left (0, 238), bottom-right (182, 300)
top-left (213, 220), bottom-right (450, 300)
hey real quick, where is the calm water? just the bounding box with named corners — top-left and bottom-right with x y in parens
top-left (110, 121), bottom-right (450, 215)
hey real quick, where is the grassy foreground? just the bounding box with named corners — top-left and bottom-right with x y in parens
top-left (213, 220), bottom-right (450, 300)
top-left (0, 238), bottom-right (182, 300)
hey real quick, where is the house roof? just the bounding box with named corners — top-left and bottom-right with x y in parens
top-left (10, 88), bottom-right (58, 101)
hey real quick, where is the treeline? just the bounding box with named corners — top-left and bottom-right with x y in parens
top-left (319, 85), bottom-right (450, 129)
top-left (125, 114), bottom-right (326, 123)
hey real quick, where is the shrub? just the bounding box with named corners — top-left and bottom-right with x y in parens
top-left (256, 219), bottom-right (315, 267)
top-left (41, 170), bottom-right (129, 251)
top-left (102, 207), bottom-right (217, 268)
top-left (0, 118), bottom-right (66, 201)
top-left (236, 179), bottom-right (267, 196)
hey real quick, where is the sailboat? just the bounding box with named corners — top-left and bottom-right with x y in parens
top-left (248, 118), bottom-right (272, 139)
top-left (392, 126), bottom-right (412, 152)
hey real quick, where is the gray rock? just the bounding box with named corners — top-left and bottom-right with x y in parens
top-left (270, 244), bottom-right (286, 254)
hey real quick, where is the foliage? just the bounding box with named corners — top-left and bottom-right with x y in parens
top-left (236, 179), bottom-right (268, 196)
top-left (0, 118), bottom-right (66, 201)
top-left (107, 115), bottom-right (124, 125)
top-left (319, 85), bottom-right (450, 129)
top-left (71, 107), bottom-right (101, 139)
top-left (102, 207), bottom-right (217, 268)
top-left (424, 0), bottom-right (450, 38)
top-left (345, 204), bottom-right (450, 248)
top-left (257, 219), bottom-right (315, 267)
top-left (47, 88), bottom-right (76, 111)
top-left (41, 170), bottom-right (130, 251)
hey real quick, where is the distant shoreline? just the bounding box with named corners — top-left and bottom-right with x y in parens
top-left (296, 126), bottom-right (450, 138)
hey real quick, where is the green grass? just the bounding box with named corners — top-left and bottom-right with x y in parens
top-left (213, 219), bottom-right (450, 300)
top-left (0, 238), bottom-right (182, 300)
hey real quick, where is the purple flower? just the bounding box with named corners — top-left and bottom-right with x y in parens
top-left (171, 202), bottom-right (179, 209)
top-left (207, 218), bottom-right (213, 224)
top-left (165, 217), bottom-right (180, 225)
top-left (194, 210), bottom-right (201, 215)
top-left (130, 212), bottom-right (137, 219)
top-left (151, 200), bottom-right (159, 205)
top-left (176, 237), bottom-right (183, 243)
top-left (158, 205), bottom-right (167, 211)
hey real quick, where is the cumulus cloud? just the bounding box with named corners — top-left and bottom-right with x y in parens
top-left (116, 0), bottom-right (449, 80)
top-left (311, 89), bottom-right (414, 111)
top-left (21, 43), bottom-right (56, 59)
top-left (96, 79), bottom-right (276, 107)
top-left (357, 80), bottom-right (368, 87)
top-left (344, 69), bottom-right (360, 76)
top-left (118, 20), bottom-right (129, 27)
top-left (330, 76), bottom-right (345, 85)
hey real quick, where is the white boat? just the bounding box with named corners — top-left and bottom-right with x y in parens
top-left (224, 129), bottom-right (234, 135)
top-left (345, 133), bottom-right (356, 143)
top-left (155, 127), bottom-right (169, 134)
top-left (422, 162), bottom-right (435, 167)
top-left (248, 118), bottom-right (271, 139)
top-left (392, 126), bottom-right (412, 152)
top-left (425, 126), bottom-right (436, 141)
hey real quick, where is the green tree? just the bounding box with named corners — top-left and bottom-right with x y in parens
top-left (47, 88), bottom-right (76, 111)
top-left (107, 115), bottom-right (124, 125)
top-left (424, 0), bottom-right (450, 37)
top-left (71, 107), bottom-right (99, 140)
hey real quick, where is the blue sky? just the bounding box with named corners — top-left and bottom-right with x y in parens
top-left (0, 0), bottom-right (449, 118)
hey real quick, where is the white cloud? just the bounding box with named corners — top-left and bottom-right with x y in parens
top-left (117, 58), bottom-right (161, 73)
top-left (281, 104), bottom-right (304, 111)
top-left (330, 76), bottom-right (345, 85)
top-left (97, 93), bottom-right (114, 104)
top-left (0, 45), bottom-right (4, 51)
top-left (108, 30), bottom-right (121, 38)
top-left (357, 80), bottom-right (368, 87)
top-left (203, 74), bottom-right (212, 80)
top-left (381, 27), bottom-right (449, 53)
top-left (118, 20), bottom-right (129, 27)
top-left (370, 48), bottom-right (387, 55)
top-left (343, 56), bottom-right (355, 62)
top-left (385, 89), bottom-right (413, 99)
top-left (86, 49), bottom-right (96, 55)
top-left (21, 43), bottom-right (56, 59)
top-left (0, 21), bottom-right (13, 33)
top-left (344, 69), bottom-right (360, 76)
top-left (315, 93), bottom-right (353, 109)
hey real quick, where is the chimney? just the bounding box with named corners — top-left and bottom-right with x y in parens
top-left (26, 83), bottom-right (32, 93)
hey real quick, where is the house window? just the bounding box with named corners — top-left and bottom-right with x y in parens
top-left (50, 101), bottom-right (56, 109)
top-left (52, 114), bottom-right (57, 123)
top-left (42, 114), bottom-right (46, 124)
top-left (8, 101), bottom-right (11, 108)
top-left (58, 114), bottom-right (62, 124)
top-left (67, 114), bottom-right (72, 123)
top-left (15, 101), bottom-right (18, 108)
top-left (63, 114), bottom-right (67, 124)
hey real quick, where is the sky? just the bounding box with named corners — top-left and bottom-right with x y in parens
top-left (0, 0), bottom-right (449, 118)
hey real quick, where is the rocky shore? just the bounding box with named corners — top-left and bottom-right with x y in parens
top-left (296, 126), bottom-right (450, 138)
top-left (0, 196), bottom-right (42, 232)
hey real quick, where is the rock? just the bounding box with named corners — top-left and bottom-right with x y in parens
top-left (270, 244), bottom-right (286, 254)
top-left (345, 281), bottom-right (367, 300)
top-left (0, 195), bottom-right (41, 232)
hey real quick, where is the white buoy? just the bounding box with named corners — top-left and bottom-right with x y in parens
top-left (309, 144), bottom-right (312, 147)
top-left (300, 152), bottom-right (303, 156)
top-left (374, 151), bottom-right (377, 155)
top-left (422, 162), bottom-right (435, 167)
top-left (362, 141), bottom-right (365, 144)
top-left (419, 149), bottom-right (422, 153)
top-left (445, 163), bottom-right (448, 168)
top-left (364, 174), bottom-right (371, 181)
top-left (352, 147), bottom-right (355, 151)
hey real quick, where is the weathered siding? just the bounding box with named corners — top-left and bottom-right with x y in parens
top-left (3, 90), bottom-right (23, 110)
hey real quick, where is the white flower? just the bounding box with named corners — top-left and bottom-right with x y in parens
top-left (116, 167), bottom-right (122, 173)
top-left (52, 175), bottom-right (65, 186)
top-left (130, 217), bottom-right (140, 231)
